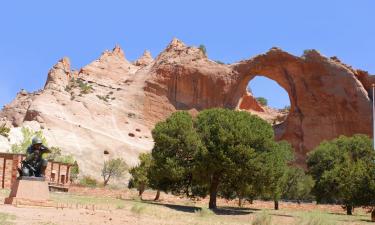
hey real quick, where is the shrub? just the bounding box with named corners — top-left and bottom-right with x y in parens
top-left (0, 123), bottom-right (10, 138)
top-left (256, 97), bottom-right (268, 106)
top-left (194, 207), bottom-right (214, 217)
top-left (79, 176), bottom-right (98, 187)
top-left (198, 44), bottom-right (207, 56)
top-left (131, 202), bottom-right (146, 215)
top-left (214, 60), bottom-right (225, 65)
top-left (252, 212), bottom-right (272, 225)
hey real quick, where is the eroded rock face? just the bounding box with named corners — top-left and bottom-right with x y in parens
top-left (144, 42), bottom-right (374, 165)
top-left (1, 38), bottom-right (374, 173)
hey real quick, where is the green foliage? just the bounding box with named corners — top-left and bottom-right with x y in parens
top-left (194, 108), bottom-right (276, 208)
top-left (307, 134), bottom-right (375, 213)
top-left (0, 123), bottom-right (10, 138)
top-left (129, 153), bottom-right (152, 196)
top-left (282, 167), bottom-right (314, 202)
top-left (10, 127), bottom-right (47, 153)
top-left (79, 176), bottom-right (98, 187)
top-left (70, 161), bottom-right (80, 182)
top-left (149, 111), bottom-right (204, 196)
top-left (65, 77), bottom-right (93, 95)
top-left (256, 97), bottom-right (268, 106)
top-left (214, 60), bottom-right (225, 65)
top-left (102, 158), bottom-right (128, 186)
top-left (198, 44), bottom-right (207, 56)
top-left (46, 146), bottom-right (75, 164)
top-left (96, 95), bottom-right (110, 102)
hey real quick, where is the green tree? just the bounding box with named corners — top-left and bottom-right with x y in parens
top-left (282, 167), bottom-right (314, 203)
top-left (256, 97), bottom-right (268, 106)
top-left (101, 158), bottom-right (128, 186)
top-left (70, 161), bottom-right (80, 183)
top-left (194, 108), bottom-right (275, 209)
top-left (259, 141), bottom-right (294, 210)
top-left (149, 111), bottom-right (204, 196)
top-left (307, 134), bottom-right (375, 215)
top-left (129, 153), bottom-right (152, 198)
top-left (0, 123), bottom-right (10, 138)
top-left (10, 127), bottom-right (47, 153)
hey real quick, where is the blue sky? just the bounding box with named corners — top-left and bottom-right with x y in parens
top-left (0, 1), bottom-right (374, 109)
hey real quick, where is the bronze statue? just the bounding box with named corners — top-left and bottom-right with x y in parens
top-left (18, 137), bottom-right (51, 177)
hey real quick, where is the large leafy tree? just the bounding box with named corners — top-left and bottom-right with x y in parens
top-left (149, 111), bottom-right (204, 196)
top-left (307, 134), bottom-right (375, 215)
top-left (194, 108), bottom-right (275, 209)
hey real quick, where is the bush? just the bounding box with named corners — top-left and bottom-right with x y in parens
top-left (130, 202), bottom-right (146, 215)
top-left (198, 44), bottom-right (207, 56)
top-left (256, 97), bottom-right (268, 106)
top-left (0, 123), bottom-right (10, 138)
top-left (79, 176), bottom-right (98, 187)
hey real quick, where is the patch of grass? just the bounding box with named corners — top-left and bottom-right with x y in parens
top-left (252, 211), bottom-right (272, 225)
top-left (194, 207), bottom-right (214, 217)
top-left (116, 203), bottom-right (125, 209)
top-left (297, 211), bottom-right (336, 225)
top-left (131, 202), bottom-right (147, 215)
top-left (0, 212), bottom-right (16, 225)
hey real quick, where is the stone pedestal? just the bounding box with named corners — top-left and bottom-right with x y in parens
top-left (4, 177), bottom-right (50, 205)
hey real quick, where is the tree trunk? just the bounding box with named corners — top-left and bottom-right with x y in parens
top-left (209, 174), bottom-right (220, 209)
top-left (274, 200), bottom-right (279, 210)
top-left (154, 190), bottom-right (160, 201)
top-left (138, 185), bottom-right (145, 199)
top-left (346, 205), bottom-right (353, 215)
top-left (371, 209), bottom-right (375, 222)
top-left (238, 197), bottom-right (243, 207)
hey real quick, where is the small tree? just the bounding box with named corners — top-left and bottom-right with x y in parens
top-left (70, 161), bottom-right (80, 183)
top-left (129, 153), bottom-right (152, 198)
top-left (256, 97), bottom-right (268, 106)
top-left (198, 44), bottom-right (207, 56)
top-left (101, 158), bottom-right (128, 186)
top-left (259, 141), bottom-right (294, 210)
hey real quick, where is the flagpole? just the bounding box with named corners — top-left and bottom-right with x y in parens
top-left (373, 84), bottom-right (375, 150)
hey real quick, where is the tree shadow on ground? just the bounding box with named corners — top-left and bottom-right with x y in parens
top-left (142, 201), bottom-right (254, 215)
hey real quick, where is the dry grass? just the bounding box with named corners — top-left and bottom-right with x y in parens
top-left (0, 187), bottom-right (373, 224)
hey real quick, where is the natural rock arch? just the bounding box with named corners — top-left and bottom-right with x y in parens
top-left (145, 40), bottom-right (372, 165)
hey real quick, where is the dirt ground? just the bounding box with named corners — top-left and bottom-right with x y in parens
top-left (0, 187), bottom-right (373, 225)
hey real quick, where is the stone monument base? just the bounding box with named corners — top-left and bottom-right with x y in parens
top-left (4, 176), bottom-right (50, 205)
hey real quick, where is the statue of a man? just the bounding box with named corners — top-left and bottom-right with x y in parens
top-left (21, 137), bottom-right (50, 177)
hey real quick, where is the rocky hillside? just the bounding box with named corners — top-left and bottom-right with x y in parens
top-left (1, 39), bottom-right (374, 177)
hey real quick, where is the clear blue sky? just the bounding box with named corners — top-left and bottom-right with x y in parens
top-left (0, 1), bottom-right (374, 109)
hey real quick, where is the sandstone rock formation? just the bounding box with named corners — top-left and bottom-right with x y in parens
top-left (1, 39), bottom-right (374, 176)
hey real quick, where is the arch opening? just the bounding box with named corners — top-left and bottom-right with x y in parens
top-left (238, 75), bottom-right (291, 131)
